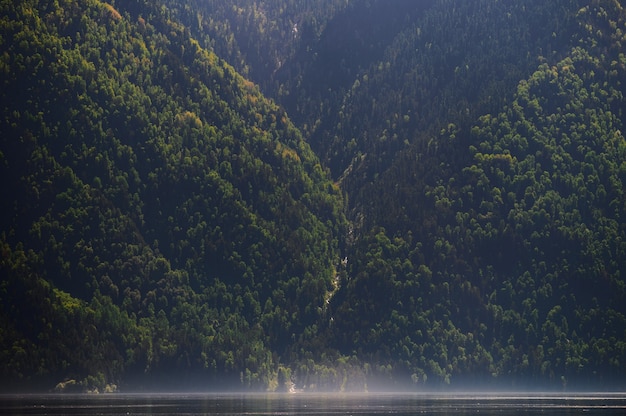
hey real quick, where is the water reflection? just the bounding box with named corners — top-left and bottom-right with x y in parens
top-left (1, 392), bottom-right (626, 415)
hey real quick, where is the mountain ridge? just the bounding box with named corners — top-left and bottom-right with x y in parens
top-left (1, 0), bottom-right (344, 392)
top-left (1, 0), bottom-right (625, 392)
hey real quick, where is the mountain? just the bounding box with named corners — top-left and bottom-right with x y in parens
top-left (323, 0), bottom-right (626, 390)
top-left (1, 0), bottom-right (626, 392)
top-left (0, 0), bottom-right (345, 392)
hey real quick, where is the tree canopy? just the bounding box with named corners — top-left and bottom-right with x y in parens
top-left (1, 0), bottom-right (625, 392)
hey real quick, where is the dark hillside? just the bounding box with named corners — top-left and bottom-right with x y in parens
top-left (323, 0), bottom-right (585, 183)
top-left (1, 0), bottom-right (625, 392)
top-left (328, 0), bottom-right (626, 389)
top-left (156, 1), bottom-right (437, 150)
top-left (0, 0), bottom-right (344, 392)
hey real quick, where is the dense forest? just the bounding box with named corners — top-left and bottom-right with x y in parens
top-left (0, 0), bottom-right (345, 392)
top-left (1, 0), bottom-right (625, 392)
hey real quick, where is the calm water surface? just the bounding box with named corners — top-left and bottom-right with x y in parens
top-left (1, 392), bottom-right (625, 415)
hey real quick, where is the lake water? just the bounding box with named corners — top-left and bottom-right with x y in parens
top-left (1, 392), bottom-right (626, 415)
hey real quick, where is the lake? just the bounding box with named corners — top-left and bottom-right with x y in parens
top-left (1, 392), bottom-right (625, 415)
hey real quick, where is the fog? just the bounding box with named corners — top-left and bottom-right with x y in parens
top-left (2, 391), bottom-right (626, 416)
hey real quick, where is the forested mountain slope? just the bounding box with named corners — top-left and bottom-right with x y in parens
top-left (326, 0), bottom-right (626, 389)
top-left (155, 0), bottom-right (436, 155)
top-left (179, 0), bottom-right (626, 390)
top-left (323, 0), bottom-right (584, 181)
top-left (1, 0), bottom-right (626, 392)
top-left (0, 0), bottom-right (345, 392)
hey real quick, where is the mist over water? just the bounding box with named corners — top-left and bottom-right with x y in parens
top-left (2, 392), bottom-right (626, 416)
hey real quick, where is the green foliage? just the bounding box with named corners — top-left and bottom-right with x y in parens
top-left (0, 0), bottom-right (344, 392)
top-left (1, 0), bottom-right (626, 392)
top-left (328, 0), bottom-right (626, 389)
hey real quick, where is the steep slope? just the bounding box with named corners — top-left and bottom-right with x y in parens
top-left (159, 0), bottom-right (352, 86)
top-left (180, 0), bottom-right (626, 391)
top-left (328, 0), bottom-right (626, 389)
top-left (0, 0), bottom-right (345, 391)
top-left (327, 0), bottom-right (585, 185)
top-left (157, 0), bottom-right (436, 146)
top-left (2, 0), bottom-right (626, 393)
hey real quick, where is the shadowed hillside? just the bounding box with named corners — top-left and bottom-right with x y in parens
top-left (1, 0), bottom-right (625, 392)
